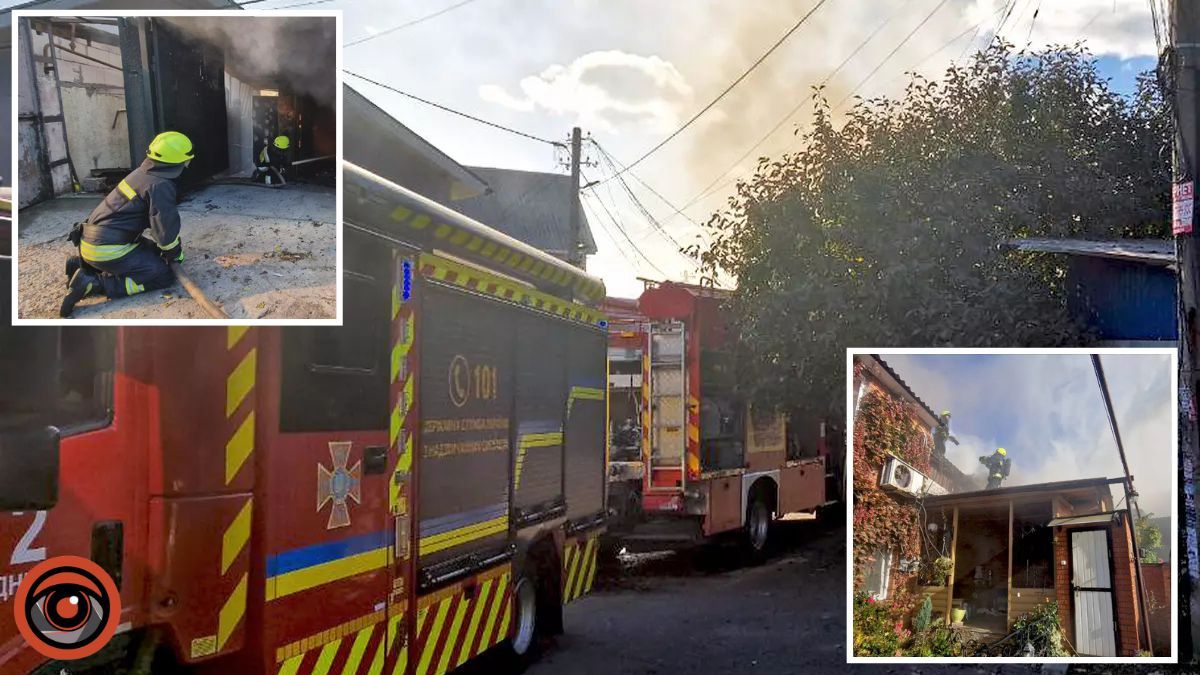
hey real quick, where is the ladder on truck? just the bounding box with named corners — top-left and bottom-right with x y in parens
top-left (645, 321), bottom-right (687, 492)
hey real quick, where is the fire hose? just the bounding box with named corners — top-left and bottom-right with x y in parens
top-left (169, 260), bottom-right (228, 319)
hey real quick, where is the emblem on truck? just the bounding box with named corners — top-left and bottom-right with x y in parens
top-left (13, 556), bottom-right (120, 660)
top-left (317, 441), bottom-right (362, 529)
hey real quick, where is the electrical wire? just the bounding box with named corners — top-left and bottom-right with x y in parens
top-left (674, 0), bottom-right (918, 215)
top-left (593, 143), bottom-right (699, 265)
top-left (344, 70), bottom-right (563, 147)
top-left (589, 139), bottom-right (709, 241)
top-left (581, 171), bottom-right (668, 277)
top-left (345, 0), bottom-right (484, 47)
top-left (593, 0), bottom-right (830, 186)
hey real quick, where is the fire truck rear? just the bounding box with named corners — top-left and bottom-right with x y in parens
top-left (0, 163), bottom-right (608, 674)
top-left (604, 282), bottom-right (842, 555)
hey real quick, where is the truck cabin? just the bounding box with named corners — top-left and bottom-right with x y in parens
top-left (917, 477), bottom-right (1147, 657)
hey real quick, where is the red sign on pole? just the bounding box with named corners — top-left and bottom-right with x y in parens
top-left (1175, 181), bottom-right (1195, 235)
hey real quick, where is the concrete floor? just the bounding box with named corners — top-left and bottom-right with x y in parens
top-left (15, 182), bottom-right (336, 319)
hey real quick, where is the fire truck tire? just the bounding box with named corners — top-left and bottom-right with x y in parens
top-left (503, 544), bottom-right (561, 668)
top-left (743, 496), bottom-right (771, 562)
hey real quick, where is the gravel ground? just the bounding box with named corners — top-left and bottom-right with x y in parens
top-left (15, 183), bottom-right (336, 320)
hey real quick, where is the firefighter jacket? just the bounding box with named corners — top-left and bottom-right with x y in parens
top-left (258, 144), bottom-right (291, 170)
top-left (80, 158), bottom-right (185, 262)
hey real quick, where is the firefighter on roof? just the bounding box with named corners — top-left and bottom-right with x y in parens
top-left (980, 447), bottom-right (1010, 489)
top-left (252, 135), bottom-right (292, 185)
top-left (933, 410), bottom-right (959, 457)
top-left (60, 131), bottom-right (192, 318)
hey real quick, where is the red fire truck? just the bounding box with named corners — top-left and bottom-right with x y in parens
top-left (0, 163), bottom-right (609, 674)
top-left (604, 282), bottom-right (841, 555)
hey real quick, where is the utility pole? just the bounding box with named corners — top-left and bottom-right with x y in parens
top-left (568, 126), bottom-right (583, 268)
top-left (1172, 0), bottom-right (1199, 661)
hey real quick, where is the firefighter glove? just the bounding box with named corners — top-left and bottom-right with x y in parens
top-left (159, 239), bottom-right (184, 264)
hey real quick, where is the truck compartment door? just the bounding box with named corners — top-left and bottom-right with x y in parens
top-left (564, 325), bottom-right (606, 523)
top-left (512, 313), bottom-right (566, 525)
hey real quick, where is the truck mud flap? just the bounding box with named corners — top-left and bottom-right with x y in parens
top-left (560, 529), bottom-right (602, 604)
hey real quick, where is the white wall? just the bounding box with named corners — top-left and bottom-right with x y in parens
top-left (54, 33), bottom-right (129, 177)
top-left (225, 71), bottom-right (256, 177)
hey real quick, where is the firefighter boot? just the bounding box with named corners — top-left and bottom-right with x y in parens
top-left (60, 268), bottom-right (100, 318)
top-left (65, 255), bottom-right (81, 287)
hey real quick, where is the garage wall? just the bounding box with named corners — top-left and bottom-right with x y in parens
top-left (54, 34), bottom-right (129, 179)
top-left (18, 23), bottom-right (74, 207)
top-left (225, 71), bottom-right (255, 177)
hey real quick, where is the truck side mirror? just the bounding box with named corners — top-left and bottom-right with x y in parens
top-left (0, 426), bottom-right (60, 510)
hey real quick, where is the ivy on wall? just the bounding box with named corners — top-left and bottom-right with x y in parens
top-left (852, 362), bottom-right (935, 590)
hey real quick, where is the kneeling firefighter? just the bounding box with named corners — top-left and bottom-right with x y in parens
top-left (61, 131), bottom-right (192, 318)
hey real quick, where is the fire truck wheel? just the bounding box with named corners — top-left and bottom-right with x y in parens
top-left (510, 573), bottom-right (539, 657)
top-left (744, 496), bottom-right (771, 561)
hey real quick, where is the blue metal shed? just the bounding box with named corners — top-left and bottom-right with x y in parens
top-left (1007, 238), bottom-right (1178, 342)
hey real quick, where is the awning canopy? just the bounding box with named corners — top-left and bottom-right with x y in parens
top-left (1047, 512), bottom-right (1119, 527)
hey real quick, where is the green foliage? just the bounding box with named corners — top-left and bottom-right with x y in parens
top-left (912, 595), bottom-right (932, 633)
top-left (909, 624), bottom-right (967, 657)
top-left (985, 601), bottom-right (1069, 657)
top-left (853, 592), bottom-right (908, 657)
top-left (696, 43), bottom-right (1170, 414)
top-left (1136, 512), bottom-right (1163, 563)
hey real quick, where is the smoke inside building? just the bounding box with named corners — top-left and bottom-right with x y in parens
top-left (16, 15), bottom-right (336, 207)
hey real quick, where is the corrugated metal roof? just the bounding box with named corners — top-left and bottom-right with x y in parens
top-left (925, 476), bottom-right (1118, 505)
top-left (1005, 238), bottom-right (1175, 267)
top-left (456, 166), bottom-right (597, 259)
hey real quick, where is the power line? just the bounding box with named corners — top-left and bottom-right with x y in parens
top-left (588, 139), bottom-right (709, 240)
top-left (674, 0), bottom-right (918, 215)
top-left (580, 194), bottom-right (639, 267)
top-left (592, 142), bottom-right (699, 264)
top-left (594, 0), bottom-right (830, 186)
top-left (832, 0), bottom-right (955, 113)
top-left (344, 70), bottom-right (563, 146)
top-left (345, 0), bottom-right (484, 47)
top-left (581, 171), bottom-right (668, 277)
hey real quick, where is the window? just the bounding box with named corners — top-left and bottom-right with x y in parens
top-left (0, 327), bottom-right (115, 434)
top-left (863, 548), bottom-right (894, 600)
top-left (280, 233), bottom-right (390, 431)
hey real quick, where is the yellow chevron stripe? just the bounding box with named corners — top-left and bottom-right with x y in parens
top-left (398, 432), bottom-right (414, 474)
top-left (418, 516), bottom-right (508, 556)
top-left (583, 539), bottom-right (599, 595)
top-left (565, 544), bottom-right (582, 600)
top-left (267, 547), bottom-right (390, 600)
top-left (570, 540), bottom-right (591, 601)
top-left (456, 578), bottom-right (494, 668)
top-left (496, 586), bottom-right (512, 641)
top-left (226, 348), bottom-right (257, 417)
top-left (341, 625), bottom-right (374, 675)
top-left (226, 411), bottom-right (255, 485)
top-left (221, 498), bottom-right (252, 574)
top-left (393, 645), bottom-right (409, 675)
top-left (434, 596), bottom-right (469, 675)
top-left (367, 638), bottom-right (385, 675)
top-left (481, 574), bottom-right (507, 645)
top-left (227, 326), bottom-right (250, 349)
top-left (312, 638), bottom-right (342, 675)
top-left (560, 545), bottom-right (575, 600)
top-left (416, 599), bottom-right (452, 675)
top-left (277, 654), bottom-right (304, 675)
top-left (217, 573), bottom-right (248, 650)
top-left (275, 611), bottom-right (385, 662)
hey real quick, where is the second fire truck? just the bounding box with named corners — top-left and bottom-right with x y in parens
top-left (604, 282), bottom-right (842, 555)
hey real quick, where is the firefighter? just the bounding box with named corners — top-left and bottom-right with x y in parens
top-left (60, 131), bottom-right (192, 318)
top-left (979, 447), bottom-right (1011, 489)
top-left (933, 409), bottom-right (959, 457)
top-left (252, 135), bottom-right (292, 185)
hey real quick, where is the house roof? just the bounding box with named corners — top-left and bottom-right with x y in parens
top-left (1005, 238), bottom-right (1175, 268)
top-left (924, 476), bottom-right (1120, 506)
top-left (344, 85), bottom-right (488, 201)
top-left (857, 354), bottom-right (941, 428)
top-left (455, 166), bottom-right (597, 259)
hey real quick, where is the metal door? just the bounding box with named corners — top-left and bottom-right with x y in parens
top-left (1070, 529), bottom-right (1117, 656)
top-left (646, 321), bottom-right (686, 491)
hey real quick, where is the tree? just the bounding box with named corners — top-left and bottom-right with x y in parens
top-left (696, 43), bottom-right (1170, 413)
top-left (1136, 512), bottom-right (1163, 564)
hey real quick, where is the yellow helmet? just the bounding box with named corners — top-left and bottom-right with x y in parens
top-left (274, 135), bottom-right (290, 150)
top-left (997, 447), bottom-right (1007, 456)
top-left (147, 131), bottom-right (194, 164)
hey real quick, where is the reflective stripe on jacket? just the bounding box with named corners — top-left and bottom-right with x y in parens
top-left (81, 158), bottom-right (184, 262)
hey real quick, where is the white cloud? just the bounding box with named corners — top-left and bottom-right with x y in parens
top-left (477, 50), bottom-right (694, 134)
top-left (963, 0), bottom-right (1156, 60)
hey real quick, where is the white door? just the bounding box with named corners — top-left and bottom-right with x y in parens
top-left (1071, 529), bottom-right (1117, 656)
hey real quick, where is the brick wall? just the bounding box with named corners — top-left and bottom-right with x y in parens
top-left (1053, 527), bottom-right (1073, 646)
top-left (1142, 562), bottom-right (1171, 656)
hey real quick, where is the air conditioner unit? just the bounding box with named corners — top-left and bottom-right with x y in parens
top-left (880, 455), bottom-right (947, 497)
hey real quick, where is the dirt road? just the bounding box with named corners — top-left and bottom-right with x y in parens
top-left (16, 183), bottom-right (336, 320)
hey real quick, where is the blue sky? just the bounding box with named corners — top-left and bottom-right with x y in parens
top-left (881, 352), bottom-right (1173, 517)
top-left (4, 0), bottom-right (1162, 296)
